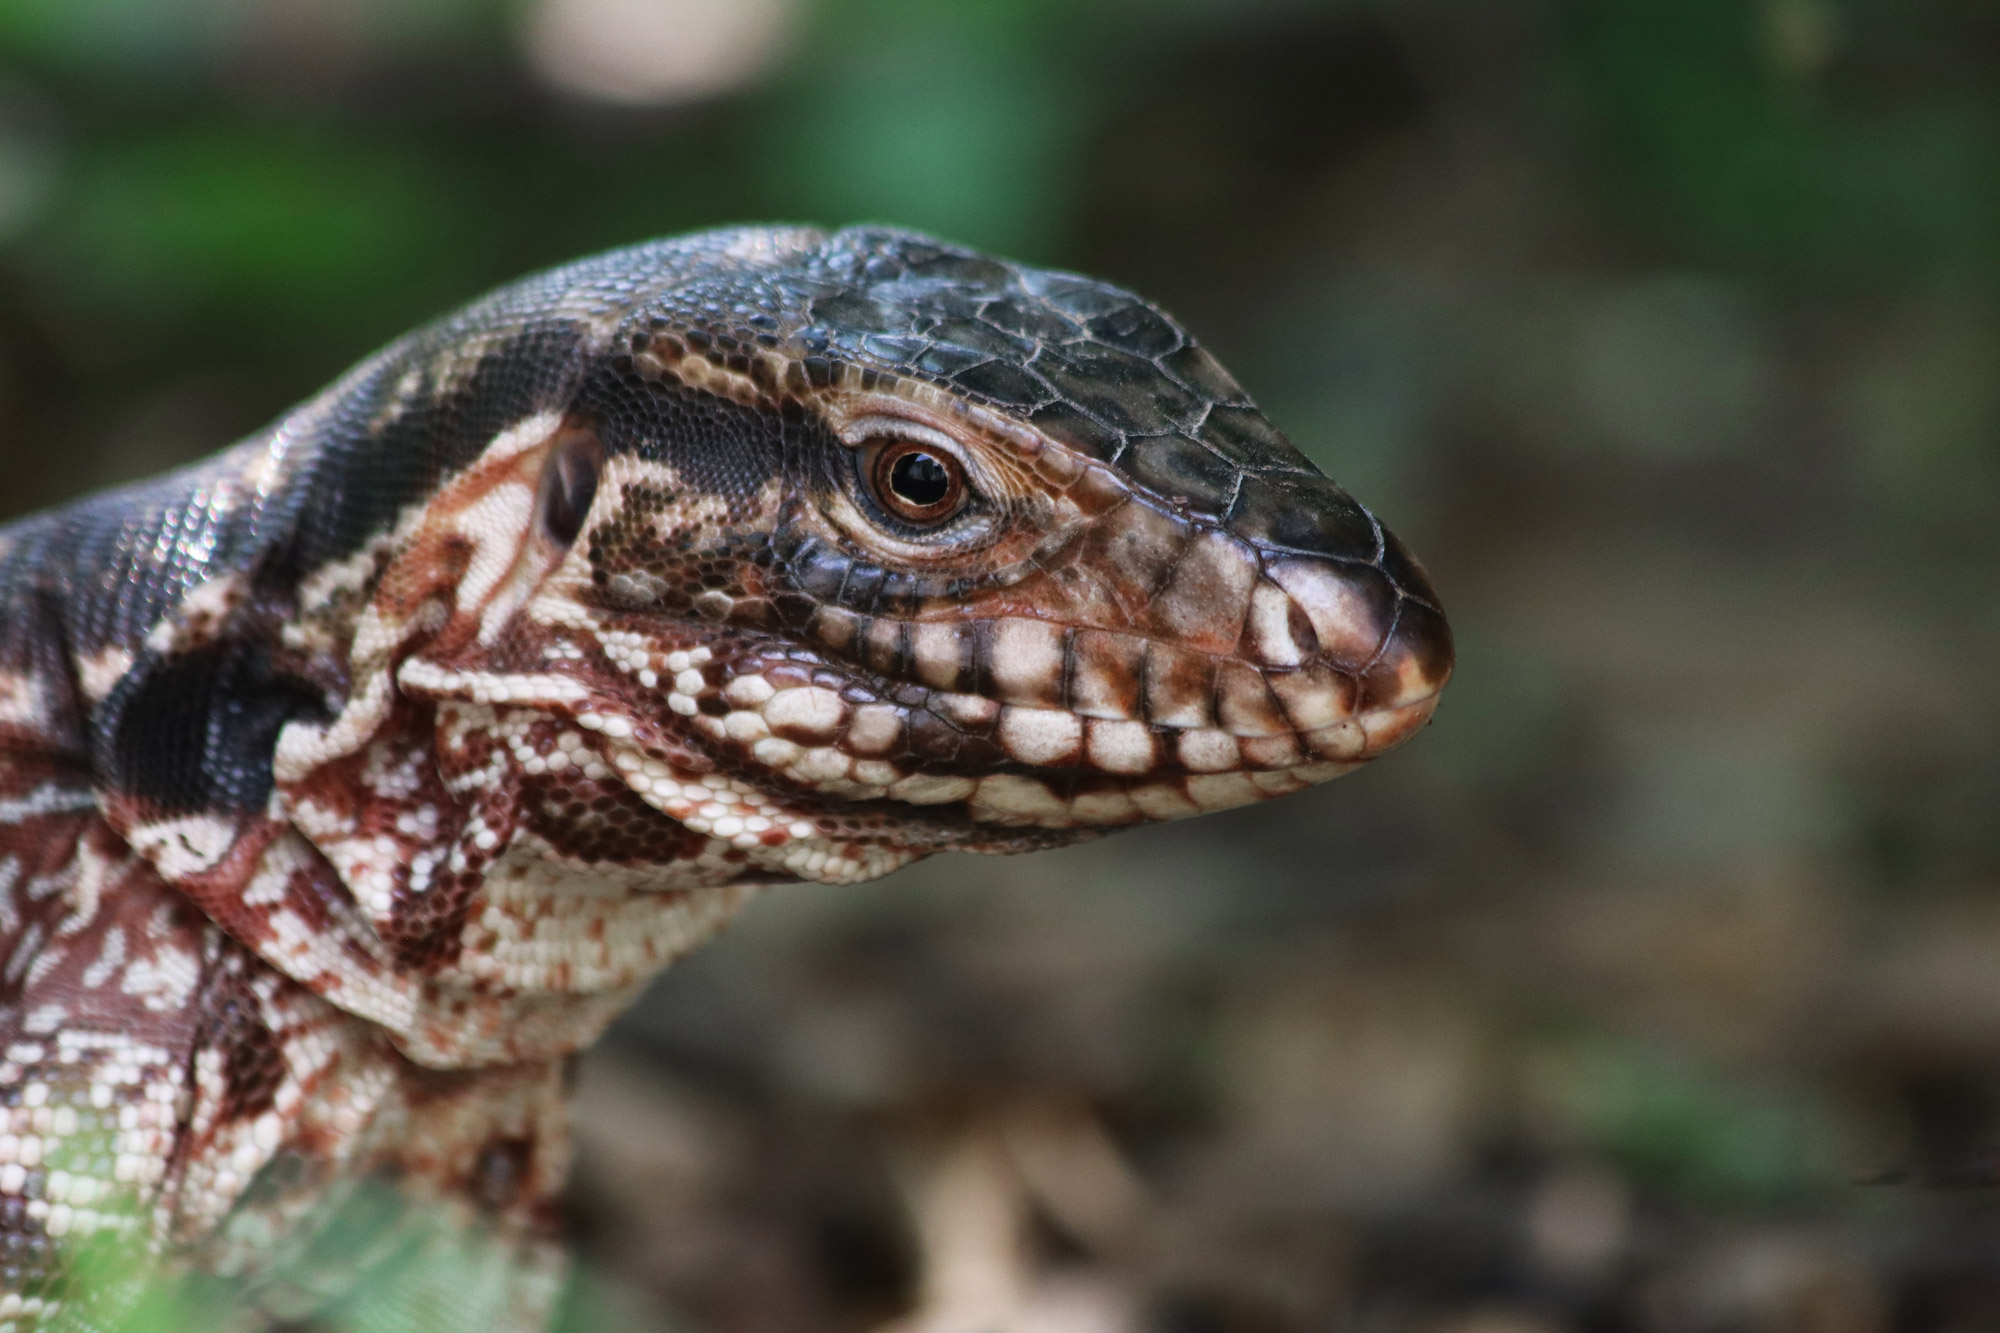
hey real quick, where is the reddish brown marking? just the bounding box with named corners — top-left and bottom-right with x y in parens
top-left (205, 968), bottom-right (285, 1123)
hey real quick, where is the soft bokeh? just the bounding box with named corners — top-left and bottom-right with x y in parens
top-left (4, 2), bottom-right (1999, 1329)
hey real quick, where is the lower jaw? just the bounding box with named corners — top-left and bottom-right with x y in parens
top-left (598, 693), bottom-right (1440, 853)
top-left (963, 693), bottom-right (1443, 829)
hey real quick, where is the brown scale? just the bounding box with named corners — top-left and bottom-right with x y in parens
top-left (397, 818), bottom-right (521, 976)
top-left (390, 879), bottom-right (487, 974)
top-left (524, 774), bottom-right (707, 868)
top-left (204, 969), bottom-right (286, 1125)
top-left (586, 498), bottom-right (773, 620)
top-left (310, 703), bottom-right (498, 973)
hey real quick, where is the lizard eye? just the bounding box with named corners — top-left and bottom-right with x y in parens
top-left (538, 428), bottom-right (602, 547)
top-left (866, 439), bottom-right (968, 525)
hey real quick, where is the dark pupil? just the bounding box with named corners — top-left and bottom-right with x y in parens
top-left (888, 450), bottom-right (952, 508)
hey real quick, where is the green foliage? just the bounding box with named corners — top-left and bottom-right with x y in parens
top-left (1534, 1039), bottom-right (1833, 1204)
top-left (53, 124), bottom-right (474, 332)
top-left (47, 1177), bottom-right (650, 1333)
top-left (750, 0), bottom-right (1111, 260)
top-left (0, 0), bottom-right (1166, 380)
top-left (1565, 0), bottom-right (2000, 284)
top-left (0, 0), bottom-right (499, 78)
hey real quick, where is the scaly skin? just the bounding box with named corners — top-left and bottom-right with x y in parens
top-left (0, 226), bottom-right (1451, 1328)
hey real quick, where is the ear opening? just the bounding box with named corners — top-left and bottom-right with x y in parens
top-left (536, 426), bottom-right (604, 549)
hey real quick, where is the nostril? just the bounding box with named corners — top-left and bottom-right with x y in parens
top-left (1244, 582), bottom-right (1312, 667)
top-left (1286, 597), bottom-right (1319, 663)
top-left (1264, 558), bottom-right (1396, 670)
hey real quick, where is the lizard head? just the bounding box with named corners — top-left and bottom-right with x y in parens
top-left (272, 223), bottom-right (1448, 974)
top-left (370, 227), bottom-right (1451, 888)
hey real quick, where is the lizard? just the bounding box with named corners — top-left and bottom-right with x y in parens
top-left (0, 225), bottom-right (1451, 1330)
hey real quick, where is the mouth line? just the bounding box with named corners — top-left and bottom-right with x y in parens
top-left (597, 731), bottom-right (1360, 838)
top-left (530, 618), bottom-right (1447, 851)
top-left (587, 687), bottom-right (1442, 843)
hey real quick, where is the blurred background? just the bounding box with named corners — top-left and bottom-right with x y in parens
top-left (4, 0), bottom-right (2000, 1328)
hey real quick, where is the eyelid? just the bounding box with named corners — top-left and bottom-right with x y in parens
top-left (837, 415), bottom-right (965, 457)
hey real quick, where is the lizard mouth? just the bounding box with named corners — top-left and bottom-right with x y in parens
top-left (571, 575), bottom-right (1448, 842)
top-left (723, 511), bottom-right (1450, 832)
top-left (566, 706), bottom-right (1434, 891)
top-left (389, 589), bottom-right (1444, 886)
top-left (575, 683), bottom-right (1438, 868)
